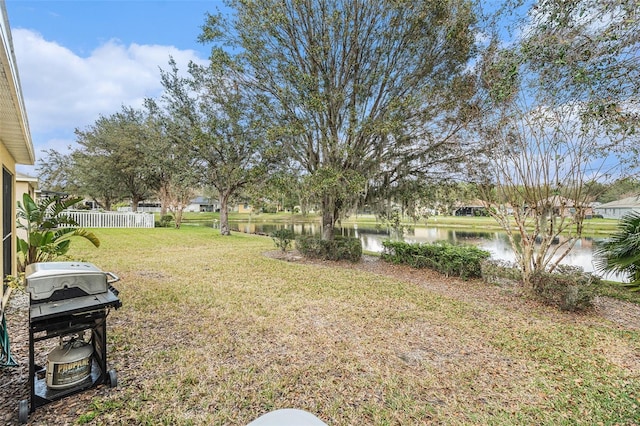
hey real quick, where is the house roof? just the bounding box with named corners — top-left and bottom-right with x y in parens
top-left (454, 199), bottom-right (486, 208)
top-left (539, 195), bottom-right (575, 208)
top-left (0, 3), bottom-right (35, 165)
top-left (16, 171), bottom-right (37, 181)
top-left (16, 171), bottom-right (38, 188)
top-left (595, 195), bottom-right (640, 209)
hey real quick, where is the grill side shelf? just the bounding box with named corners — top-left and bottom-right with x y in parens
top-left (29, 291), bottom-right (121, 323)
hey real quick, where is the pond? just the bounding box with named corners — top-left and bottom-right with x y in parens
top-left (228, 219), bottom-right (621, 280)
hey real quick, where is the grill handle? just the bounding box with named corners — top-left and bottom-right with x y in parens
top-left (106, 272), bottom-right (120, 284)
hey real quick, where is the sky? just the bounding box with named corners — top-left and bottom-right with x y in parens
top-left (5, 0), bottom-right (227, 175)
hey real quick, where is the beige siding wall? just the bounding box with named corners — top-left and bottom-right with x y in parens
top-left (0, 143), bottom-right (16, 309)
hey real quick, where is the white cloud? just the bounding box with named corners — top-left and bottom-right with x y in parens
top-left (12, 28), bottom-right (207, 135)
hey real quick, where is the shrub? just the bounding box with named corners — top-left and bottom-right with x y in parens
top-left (155, 215), bottom-right (174, 228)
top-left (530, 265), bottom-right (600, 311)
top-left (295, 235), bottom-right (362, 262)
top-left (381, 240), bottom-right (490, 280)
top-left (271, 229), bottom-right (296, 252)
top-left (481, 259), bottom-right (522, 286)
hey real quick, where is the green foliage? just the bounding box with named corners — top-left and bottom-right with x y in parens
top-left (16, 193), bottom-right (100, 272)
top-left (74, 105), bottom-right (160, 211)
top-left (481, 42), bottom-right (520, 104)
top-left (4, 273), bottom-right (25, 292)
top-left (270, 228), bottom-right (295, 252)
top-left (480, 259), bottom-right (523, 285)
top-left (155, 215), bottom-right (174, 228)
top-left (594, 211), bottom-right (640, 292)
top-left (159, 57), bottom-right (276, 236)
top-left (597, 280), bottom-right (640, 305)
top-left (201, 0), bottom-right (481, 237)
top-left (295, 235), bottom-right (362, 262)
top-left (530, 265), bottom-right (600, 312)
top-left (480, 260), bottom-right (600, 311)
top-left (597, 177), bottom-right (640, 204)
top-left (520, 0), bottom-right (640, 135)
top-left (376, 207), bottom-right (404, 235)
top-left (381, 240), bottom-right (490, 280)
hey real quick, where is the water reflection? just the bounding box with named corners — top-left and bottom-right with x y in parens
top-left (230, 220), bottom-right (620, 280)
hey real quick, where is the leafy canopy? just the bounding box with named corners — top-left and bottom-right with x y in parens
top-left (199, 0), bottom-right (482, 238)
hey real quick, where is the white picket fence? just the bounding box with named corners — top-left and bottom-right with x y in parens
top-left (65, 211), bottom-right (155, 228)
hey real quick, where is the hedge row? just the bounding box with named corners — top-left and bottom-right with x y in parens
top-left (381, 240), bottom-right (490, 280)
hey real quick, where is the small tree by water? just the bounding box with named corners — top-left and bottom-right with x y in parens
top-left (271, 229), bottom-right (295, 252)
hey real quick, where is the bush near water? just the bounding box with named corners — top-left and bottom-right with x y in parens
top-left (481, 260), bottom-right (599, 311)
top-left (271, 228), bottom-right (296, 252)
top-left (381, 240), bottom-right (491, 280)
top-left (530, 265), bottom-right (600, 311)
top-left (295, 235), bottom-right (362, 262)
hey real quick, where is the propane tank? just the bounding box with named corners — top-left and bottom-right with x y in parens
top-left (46, 339), bottom-right (93, 389)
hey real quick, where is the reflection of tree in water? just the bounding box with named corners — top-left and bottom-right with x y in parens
top-left (230, 222), bottom-right (320, 236)
top-left (446, 230), bottom-right (494, 243)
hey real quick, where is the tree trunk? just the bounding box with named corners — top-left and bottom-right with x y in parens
top-left (174, 209), bottom-right (183, 229)
top-left (131, 195), bottom-right (141, 212)
top-left (321, 195), bottom-right (335, 240)
top-left (158, 183), bottom-right (169, 217)
top-left (219, 191), bottom-right (231, 236)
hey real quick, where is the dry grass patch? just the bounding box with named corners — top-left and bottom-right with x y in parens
top-left (1, 227), bottom-right (638, 425)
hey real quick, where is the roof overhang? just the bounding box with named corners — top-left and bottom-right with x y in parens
top-left (0, 2), bottom-right (35, 166)
top-left (16, 170), bottom-right (38, 189)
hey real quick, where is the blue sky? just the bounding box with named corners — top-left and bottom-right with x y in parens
top-left (5, 0), bottom-right (226, 174)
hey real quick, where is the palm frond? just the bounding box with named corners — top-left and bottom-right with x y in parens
top-left (54, 228), bottom-right (101, 248)
top-left (16, 193), bottom-right (100, 271)
top-left (594, 212), bottom-right (640, 291)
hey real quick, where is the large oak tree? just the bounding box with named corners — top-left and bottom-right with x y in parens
top-left (200, 0), bottom-right (482, 239)
top-left (74, 106), bottom-right (159, 211)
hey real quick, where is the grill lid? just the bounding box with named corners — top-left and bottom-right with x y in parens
top-left (25, 262), bottom-right (109, 301)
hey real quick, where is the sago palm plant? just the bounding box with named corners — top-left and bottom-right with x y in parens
top-left (16, 193), bottom-right (100, 272)
top-left (594, 211), bottom-right (640, 292)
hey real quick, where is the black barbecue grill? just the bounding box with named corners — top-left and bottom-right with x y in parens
top-left (18, 262), bottom-right (122, 424)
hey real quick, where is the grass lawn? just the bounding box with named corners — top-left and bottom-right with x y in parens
top-left (49, 227), bottom-right (640, 425)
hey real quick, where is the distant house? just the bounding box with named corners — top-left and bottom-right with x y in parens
top-left (236, 203), bottom-right (253, 214)
top-left (593, 196), bottom-right (640, 219)
top-left (453, 199), bottom-right (487, 216)
top-left (186, 196), bottom-right (219, 212)
top-left (533, 196), bottom-right (598, 219)
top-left (538, 196), bottom-right (575, 218)
top-left (117, 201), bottom-right (161, 213)
top-left (16, 172), bottom-right (38, 204)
